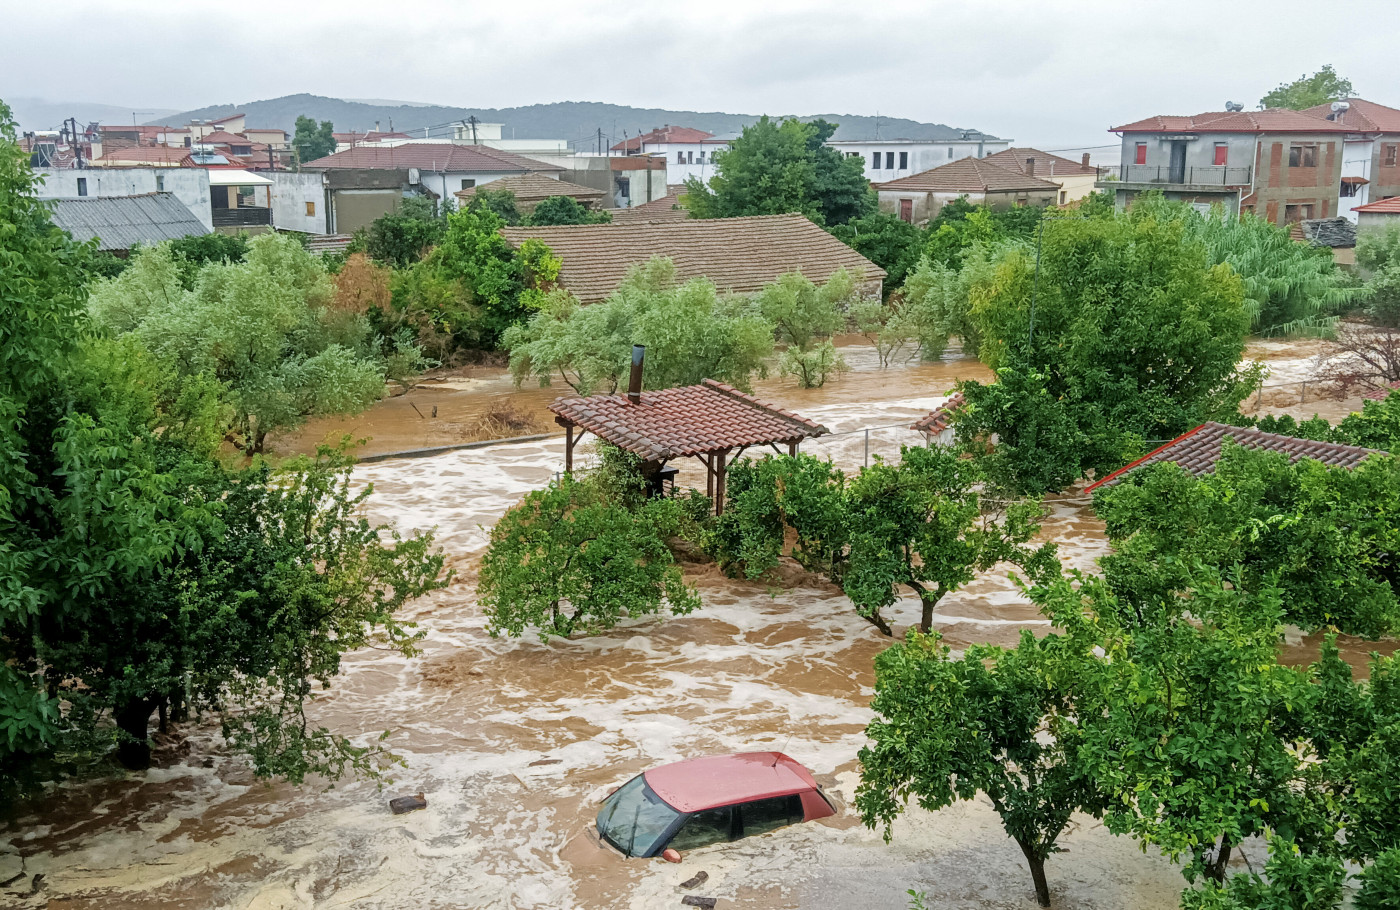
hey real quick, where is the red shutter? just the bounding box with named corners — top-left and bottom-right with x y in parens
top-left (1214, 145), bottom-right (1228, 166)
top-left (899, 199), bottom-right (913, 223)
top-left (1135, 143), bottom-right (1147, 165)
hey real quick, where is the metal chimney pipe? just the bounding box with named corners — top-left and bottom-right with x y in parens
top-left (627, 345), bottom-right (645, 404)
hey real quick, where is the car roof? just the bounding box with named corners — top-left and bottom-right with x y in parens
top-left (643, 752), bottom-right (819, 813)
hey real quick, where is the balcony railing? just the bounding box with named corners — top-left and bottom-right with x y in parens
top-left (212, 207), bottom-right (272, 228)
top-left (1115, 164), bottom-right (1252, 187)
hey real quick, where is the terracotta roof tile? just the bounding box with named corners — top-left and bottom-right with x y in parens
top-left (1302, 98), bottom-right (1400, 133)
top-left (1363, 381), bottom-right (1400, 401)
top-left (611, 192), bottom-right (690, 223)
top-left (911, 392), bottom-right (965, 433)
top-left (1354, 196), bottom-right (1400, 214)
top-left (875, 157), bottom-right (1059, 193)
top-left (303, 143), bottom-right (560, 172)
top-left (455, 172), bottom-right (602, 203)
top-left (1112, 109), bottom-right (1347, 134)
top-left (983, 147), bottom-right (1099, 177)
top-left (1086, 422), bottom-right (1380, 491)
top-left (611, 125), bottom-right (716, 152)
top-left (501, 214), bottom-right (883, 303)
top-left (550, 379), bottom-right (828, 460)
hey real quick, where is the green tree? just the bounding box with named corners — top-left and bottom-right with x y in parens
top-left (828, 211), bottom-right (924, 292)
top-left (711, 447), bottom-right (1054, 635)
top-left (1356, 849), bottom-right (1400, 910)
top-left (1260, 66), bottom-right (1355, 110)
top-left (857, 629), bottom-right (1100, 908)
top-left (1179, 841), bottom-right (1346, 910)
top-left (899, 245), bottom-right (999, 361)
top-left (526, 195), bottom-right (612, 226)
top-left (479, 475), bottom-right (700, 640)
top-left (463, 186), bottom-right (521, 225)
top-left (366, 196), bottom-right (447, 267)
top-left (503, 256), bottom-right (774, 394)
top-left (292, 114), bottom-right (337, 164)
top-left (1093, 445), bottom-right (1400, 638)
top-left (757, 269), bottom-right (856, 388)
top-left (88, 234), bottom-right (390, 454)
top-left (685, 116), bottom-right (874, 226)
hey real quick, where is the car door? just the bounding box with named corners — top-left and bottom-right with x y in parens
top-left (665, 805), bottom-right (735, 852)
top-left (737, 794), bottom-right (804, 838)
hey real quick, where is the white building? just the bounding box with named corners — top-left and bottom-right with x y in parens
top-left (35, 167), bottom-right (212, 230)
top-left (269, 172), bottom-right (329, 234)
top-left (826, 136), bottom-right (1013, 183)
top-left (610, 125), bottom-right (731, 187)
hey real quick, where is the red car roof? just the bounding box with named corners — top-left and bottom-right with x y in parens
top-left (644, 752), bottom-right (819, 813)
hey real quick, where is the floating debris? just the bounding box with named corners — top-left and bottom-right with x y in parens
top-left (388, 793), bottom-right (427, 815)
top-left (680, 871), bottom-right (709, 890)
top-left (681, 897), bottom-right (716, 909)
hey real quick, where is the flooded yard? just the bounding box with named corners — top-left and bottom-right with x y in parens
top-left (3, 337), bottom-right (1392, 909)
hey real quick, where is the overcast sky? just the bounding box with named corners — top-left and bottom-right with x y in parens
top-left (5, 0), bottom-right (1399, 151)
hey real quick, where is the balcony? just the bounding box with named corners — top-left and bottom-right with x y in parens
top-left (212, 206), bottom-right (272, 229)
top-left (1109, 164), bottom-right (1252, 189)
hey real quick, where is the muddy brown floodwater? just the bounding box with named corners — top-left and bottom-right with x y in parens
top-left (3, 338), bottom-right (1394, 909)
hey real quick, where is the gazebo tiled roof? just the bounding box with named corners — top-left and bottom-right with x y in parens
top-left (550, 379), bottom-right (827, 461)
top-left (1086, 421), bottom-right (1380, 491)
top-left (911, 392), bottom-right (964, 434)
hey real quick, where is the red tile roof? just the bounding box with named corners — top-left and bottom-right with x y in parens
top-left (502, 214), bottom-right (884, 303)
top-left (983, 147), bottom-right (1098, 178)
top-left (1112, 109), bottom-right (1346, 134)
top-left (611, 125), bottom-right (716, 153)
top-left (1362, 381), bottom-right (1400, 401)
top-left (549, 379), bottom-right (828, 460)
top-left (1302, 98), bottom-right (1400, 133)
top-left (611, 192), bottom-right (690, 223)
top-left (911, 392), bottom-right (965, 434)
top-left (303, 143), bottom-right (560, 172)
top-left (197, 130), bottom-right (250, 145)
top-left (1354, 197), bottom-right (1400, 214)
top-left (455, 172), bottom-right (602, 203)
top-left (93, 147), bottom-right (197, 166)
top-left (1086, 422), bottom-right (1380, 491)
top-left (875, 157), bottom-right (1059, 193)
top-left (210, 112), bottom-right (245, 124)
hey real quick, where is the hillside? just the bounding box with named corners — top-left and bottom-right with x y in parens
top-left (11, 97), bottom-right (180, 132)
top-left (154, 94), bottom-right (1001, 145)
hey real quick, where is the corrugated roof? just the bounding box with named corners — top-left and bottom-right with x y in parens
top-left (983, 147), bottom-right (1099, 177)
top-left (550, 379), bottom-right (828, 460)
top-left (1086, 422), bottom-right (1380, 491)
top-left (1354, 196), bottom-right (1400, 214)
top-left (611, 192), bottom-right (690, 223)
top-left (303, 143), bottom-right (560, 173)
top-left (1112, 109), bottom-right (1347, 134)
top-left (502, 213), bottom-right (884, 304)
top-left (875, 157), bottom-right (1059, 193)
top-left (48, 192), bottom-right (209, 251)
top-left (1302, 98), bottom-right (1400, 133)
top-left (454, 172), bottom-right (602, 203)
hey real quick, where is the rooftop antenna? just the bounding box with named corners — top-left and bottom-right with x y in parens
top-left (772, 732), bottom-right (794, 765)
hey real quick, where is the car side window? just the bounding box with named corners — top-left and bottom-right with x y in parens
top-left (740, 794), bottom-right (804, 837)
top-left (666, 805), bottom-right (733, 852)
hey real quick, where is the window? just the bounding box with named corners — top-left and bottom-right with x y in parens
top-left (1214, 143), bottom-right (1228, 166)
top-left (596, 777), bottom-right (683, 857)
top-left (461, 178), bottom-right (476, 189)
top-left (1284, 203), bottom-right (1314, 223)
top-left (155, 175), bottom-right (165, 191)
top-left (305, 201), bottom-right (316, 216)
top-left (1060, 190), bottom-right (1067, 205)
top-left (667, 806), bottom-right (733, 852)
top-left (739, 795), bottom-right (803, 838)
top-left (948, 147), bottom-right (954, 159)
top-left (885, 151), bottom-right (895, 170)
top-left (1134, 143), bottom-right (1147, 165)
top-left (76, 177), bottom-right (87, 196)
top-left (615, 176), bottom-right (630, 199)
top-left (1386, 144), bottom-right (1398, 168)
top-left (677, 151), bottom-right (685, 164)
top-left (899, 198), bottom-right (913, 222)
top-left (687, 151), bottom-right (694, 164)
top-left (899, 151), bottom-right (908, 170)
top-left (871, 152), bottom-right (880, 170)
top-left (184, 137), bottom-right (191, 148)
top-left (1341, 181), bottom-right (1359, 198)
top-left (1288, 144), bottom-right (1318, 167)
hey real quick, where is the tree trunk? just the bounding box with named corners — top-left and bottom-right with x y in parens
top-left (862, 609), bottom-right (892, 637)
top-left (1205, 835), bottom-right (1233, 884)
top-left (115, 698), bottom-right (157, 770)
top-left (1017, 840), bottom-right (1052, 908)
top-left (919, 593), bottom-right (938, 634)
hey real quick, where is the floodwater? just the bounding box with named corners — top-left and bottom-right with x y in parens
top-left (2, 337), bottom-right (1391, 909)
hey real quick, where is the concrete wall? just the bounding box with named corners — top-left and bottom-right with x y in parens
top-left (414, 171), bottom-right (522, 208)
top-left (876, 186), bottom-right (1056, 223)
top-left (270, 172), bottom-right (327, 234)
top-left (1359, 211), bottom-right (1400, 231)
top-left (1048, 172), bottom-right (1101, 204)
top-left (34, 167), bottom-right (212, 230)
top-left (829, 139), bottom-right (1013, 182)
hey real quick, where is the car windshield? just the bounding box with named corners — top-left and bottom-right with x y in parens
top-left (596, 775), bottom-right (682, 857)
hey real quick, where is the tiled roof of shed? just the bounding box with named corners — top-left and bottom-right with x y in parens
top-left (1297, 217), bottom-right (1357, 248)
top-left (502, 214), bottom-right (883, 304)
top-left (48, 192), bottom-right (209, 251)
top-left (983, 147), bottom-right (1099, 177)
top-left (875, 157), bottom-right (1059, 193)
top-left (911, 392), bottom-right (965, 434)
top-left (303, 143), bottom-right (560, 172)
top-left (549, 379), bottom-right (828, 460)
top-left (1363, 381), bottom-right (1400, 401)
top-left (611, 125), bottom-right (716, 152)
top-left (1354, 197), bottom-right (1400, 214)
top-left (1086, 421), bottom-right (1380, 491)
top-left (611, 192), bottom-right (690, 223)
top-left (455, 172), bottom-right (603, 203)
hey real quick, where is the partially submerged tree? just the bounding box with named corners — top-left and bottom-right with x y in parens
top-left (858, 630), bottom-right (1100, 908)
top-left (479, 475), bottom-right (700, 640)
top-left (757, 269), bottom-right (857, 388)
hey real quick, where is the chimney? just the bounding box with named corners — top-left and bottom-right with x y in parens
top-left (1082, 152), bottom-right (1091, 167)
top-left (1025, 157), bottom-right (1036, 176)
top-left (627, 345), bottom-right (645, 404)
top-left (374, 120), bottom-right (381, 133)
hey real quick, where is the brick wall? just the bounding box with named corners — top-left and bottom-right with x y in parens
top-left (1372, 137), bottom-right (1400, 202)
top-left (1243, 132), bottom-right (1342, 225)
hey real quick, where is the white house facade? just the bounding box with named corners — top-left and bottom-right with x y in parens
top-left (826, 137), bottom-right (1013, 183)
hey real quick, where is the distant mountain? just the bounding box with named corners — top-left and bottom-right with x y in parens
top-left (9, 97), bottom-right (180, 132)
top-left (153, 94), bottom-right (1001, 146)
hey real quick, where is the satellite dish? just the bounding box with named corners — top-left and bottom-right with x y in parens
top-left (1225, 101), bottom-right (1244, 112)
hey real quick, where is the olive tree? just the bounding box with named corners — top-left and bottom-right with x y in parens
top-left (757, 268), bottom-right (857, 387)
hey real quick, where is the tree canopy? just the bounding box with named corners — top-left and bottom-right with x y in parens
top-left (526, 195), bottom-right (612, 226)
top-left (292, 115), bottom-right (337, 164)
top-left (685, 116), bottom-right (875, 226)
top-left (1259, 65), bottom-right (1355, 110)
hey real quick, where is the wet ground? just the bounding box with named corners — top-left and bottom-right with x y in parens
top-left (2, 337), bottom-right (1392, 909)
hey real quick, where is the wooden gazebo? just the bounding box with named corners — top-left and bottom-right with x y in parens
top-left (549, 377), bottom-right (828, 513)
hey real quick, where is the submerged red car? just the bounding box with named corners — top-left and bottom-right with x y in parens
top-left (595, 752), bottom-right (836, 858)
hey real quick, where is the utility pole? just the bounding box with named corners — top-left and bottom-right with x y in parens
top-left (69, 117), bottom-right (84, 168)
top-left (597, 127), bottom-right (603, 156)
top-left (468, 115), bottom-right (479, 144)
